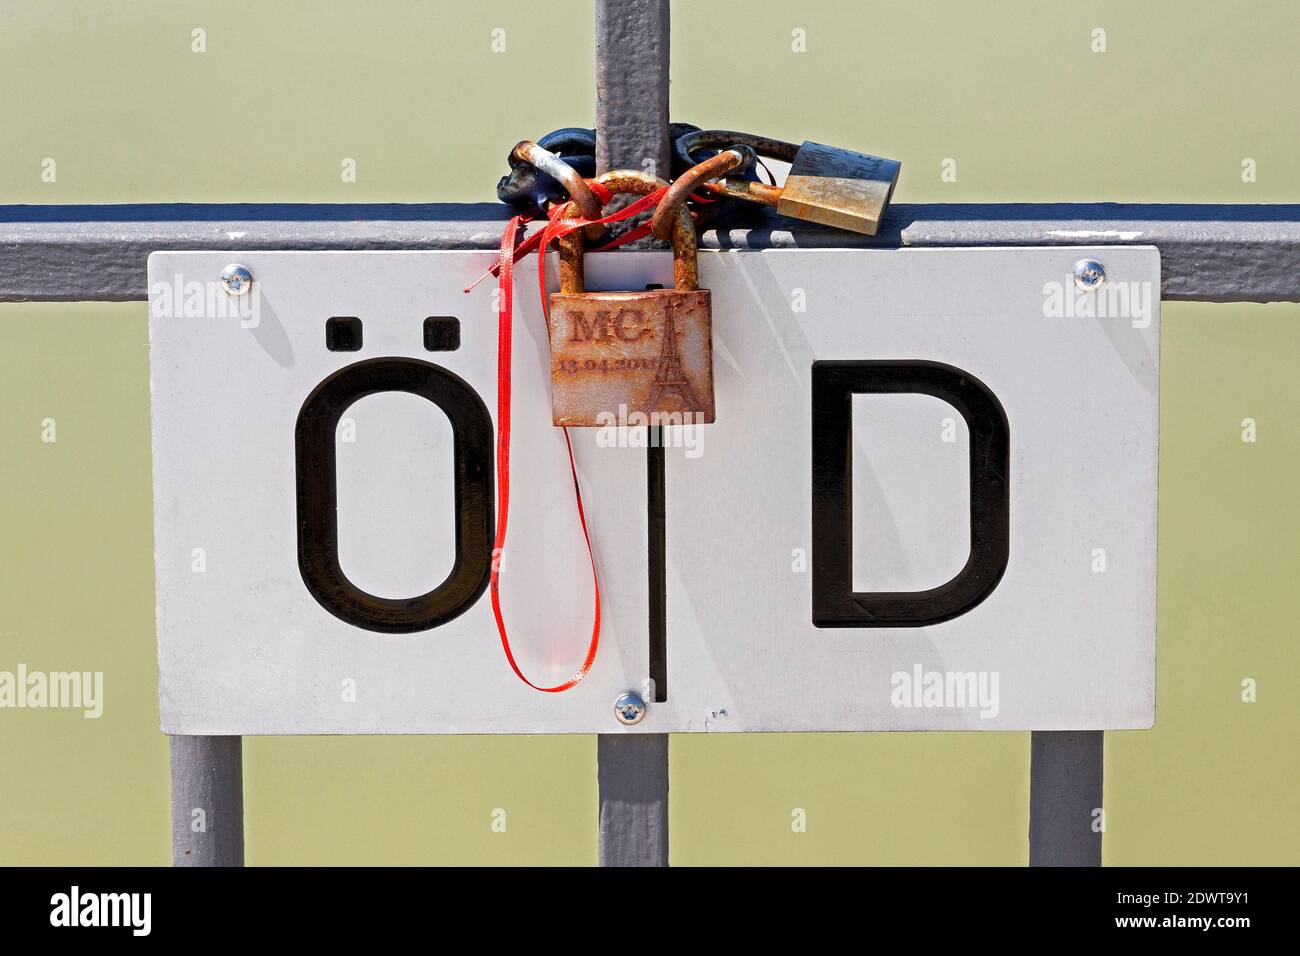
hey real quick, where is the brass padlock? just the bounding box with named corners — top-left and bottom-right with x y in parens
top-left (547, 170), bottom-right (715, 428)
top-left (671, 129), bottom-right (901, 236)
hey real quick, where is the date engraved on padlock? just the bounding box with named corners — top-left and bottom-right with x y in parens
top-left (548, 289), bottom-right (714, 427)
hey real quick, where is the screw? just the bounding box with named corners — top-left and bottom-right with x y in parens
top-left (614, 692), bottom-right (646, 726)
top-left (220, 264), bottom-right (253, 297)
top-left (1073, 258), bottom-right (1106, 292)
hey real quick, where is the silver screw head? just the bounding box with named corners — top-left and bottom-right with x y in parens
top-left (614, 692), bottom-right (646, 726)
top-left (1073, 258), bottom-right (1107, 292)
top-left (220, 264), bottom-right (253, 297)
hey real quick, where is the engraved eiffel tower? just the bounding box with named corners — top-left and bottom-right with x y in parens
top-left (646, 300), bottom-right (703, 411)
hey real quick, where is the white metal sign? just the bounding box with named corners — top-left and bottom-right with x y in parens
top-left (148, 246), bottom-right (1159, 734)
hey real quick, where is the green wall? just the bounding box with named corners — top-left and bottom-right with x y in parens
top-left (1, 1), bottom-right (1296, 865)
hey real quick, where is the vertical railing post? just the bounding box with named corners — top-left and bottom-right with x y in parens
top-left (595, 0), bottom-right (671, 180)
top-left (594, 0), bottom-right (673, 868)
top-left (597, 735), bottom-right (670, 867)
top-left (1029, 731), bottom-right (1104, 866)
top-left (171, 735), bottom-right (244, 866)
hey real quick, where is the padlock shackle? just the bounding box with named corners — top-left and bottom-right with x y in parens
top-left (673, 129), bottom-right (801, 169)
top-left (673, 129), bottom-right (799, 204)
top-left (650, 146), bottom-right (762, 242)
top-left (559, 170), bottom-right (700, 293)
top-left (510, 140), bottom-right (605, 239)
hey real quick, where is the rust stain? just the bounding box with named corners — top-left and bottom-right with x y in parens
top-left (589, 170), bottom-right (699, 290)
top-left (672, 129), bottom-right (799, 204)
top-left (651, 147), bottom-right (752, 241)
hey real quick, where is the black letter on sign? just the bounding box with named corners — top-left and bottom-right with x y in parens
top-left (296, 357), bottom-right (494, 633)
top-left (811, 360), bottom-right (1010, 628)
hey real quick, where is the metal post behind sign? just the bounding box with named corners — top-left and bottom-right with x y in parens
top-left (1030, 731), bottom-right (1104, 866)
top-left (170, 735), bottom-right (244, 867)
top-left (594, 0), bottom-right (673, 868)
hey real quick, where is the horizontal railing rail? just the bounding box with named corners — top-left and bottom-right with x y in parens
top-left (3, 202), bottom-right (1298, 302)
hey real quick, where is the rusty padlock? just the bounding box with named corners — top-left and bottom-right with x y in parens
top-left (671, 130), bottom-right (901, 236)
top-left (547, 170), bottom-right (715, 428)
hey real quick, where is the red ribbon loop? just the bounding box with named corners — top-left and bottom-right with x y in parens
top-left (486, 216), bottom-right (600, 692)
top-left (471, 182), bottom-right (673, 692)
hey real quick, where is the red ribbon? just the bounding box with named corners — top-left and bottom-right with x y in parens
top-left (487, 216), bottom-right (601, 692)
